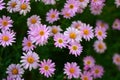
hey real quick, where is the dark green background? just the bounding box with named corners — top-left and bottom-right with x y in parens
top-left (0, 0), bottom-right (120, 80)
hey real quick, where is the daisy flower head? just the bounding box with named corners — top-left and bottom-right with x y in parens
top-left (71, 21), bottom-right (84, 30)
top-left (64, 27), bottom-right (82, 43)
top-left (93, 40), bottom-right (107, 53)
top-left (0, 15), bottom-right (13, 30)
top-left (112, 19), bottom-right (120, 30)
top-left (22, 36), bottom-right (36, 52)
top-left (68, 42), bottom-right (83, 57)
top-left (39, 59), bottom-right (56, 78)
top-left (91, 65), bottom-right (104, 79)
top-left (64, 0), bottom-right (80, 14)
top-left (96, 20), bottom-right (109, 31)
top-left (81, 24), bottom-right (94, 41)
top-left (95, 27), bottom-right (107, 40)
top-left (20, 51), bottom-right (40, 71)
top-left (64, 62), bottom-right (81, 79)
top-left (0, 0), bottom-right (5, 10)
top-left (7, 0), bottom-right (20, 13)
top-left (49, 25), bottom-right (62, 36)
top-left (77, 0), bottom-right (89, 9)
top-left (3, 76), bottom-right (24, 80)
top-left (28, 24), bottom-right (50, 46)
top-left (115, 0), bottom-right (120, 8)
top-left (113, 53), bottom-right (120, 66)
top-left (46, 9), bottom-right (60, 24)
top-left (61, 8), bottom-right (75, 19)
top-left (54, 33), bottom-right (68, 48)
top-left (83, 56), bottom-right (95, 68)
top-left (16, 0), bottom-right (31, 16)
top-left (81, 71), bottom-right (93, 80)
top-left (90, 3), bottom-right (105, 15)
top-left (6, 64), bottom-right (24, 79)
top-left (42, 0), bottom-right (56, 5)
top-left (0, 30), bottom-right (16, 47)
top-left (27, 15), bottom-right (41, 28)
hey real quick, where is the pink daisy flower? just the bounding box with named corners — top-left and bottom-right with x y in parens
top-left (91, 65), bottom-right (104, 79)
top-left (83, 56), bottom-right (95, 68)
top-left (46, 9), bottom-right (60, 24)
top-left (39, 59), bottom-right (56, 78)
top-left (0, 15), bottom-right (13, 30)
top-left (7, 0), bottom-right (20, 13)
top-left (64, 0), bottom-right (80, 14)
top-left (49, 25), bottom-right (62, 36)
top-left (81, 24), bottom-right (94, 41)
top-left (96, 20), bottom-right (109, 31)
top-left (90, 3), bottom-right (105, 15)
top-left (0, 30), bottom-right (16, 47)
top-left (20, 51), bottom-right (40, 71)
top-left (64, 62), bottom-right (81, 79)
top-left (68, 42), bottom-right (83, 57)
top-left (6, 64), bottom-right (24, 79)
top-left (28, 24), bottom-right (50, 46)
top-left (61, 8), bottom-right (75, 19)
top-left (115, 0), bottom-right (120, 8)
top-left (16, 0), bottom-right (31, 16)
top-left (113, 53), bottom-right (120, 66)
top-left (71, 21), bottom-right (84, 30)
top-left (95, 27), bottom-right (107, 40)
top-left (93, 40), bottom-right (107, 53)
top-left (2, 76), bottom-right (24, 80)
top-left (42, 0), bottom-right (56, 5)
top-left (112, 19), bottom-right (120, 30)
top-left (27, 15), bottom-right (41, 28)
top-left (81, 71), bottom-right (93, 80)
top-left (0, 0), bottom-right (5, 10)
top-left (64, 27), bottom-right (82, 43)
top-left (77, 0), bottom-right (89, 9)
top-left (22, 36), bottom-right (36, 52)
top-left (54, 33), bottom-right (68, 49)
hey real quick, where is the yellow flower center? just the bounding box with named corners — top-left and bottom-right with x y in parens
top-left (12, 68), bottom-right (18, 75)
top-left (114, 23), bottom-right (118, 27)
top-left (69, 4), bottom-right (74, 9)
top-left (31, 18), bottom-right (37, 24)
top-left (72, 45), bottom-right (78, 51)
top-left (79, 0), bottom-right (84, 2)
top-left (98, 43), bottom-right (103, 49)
top-left (44, 65), bottom-right (49, 71)
top-left (51, 14), bottom-right (55, 18)
top-left (27, 56), bottom-right (34, 64)
top-left (116, 57), bottom-right (120, 62)
top-left (2, 36), bottom-right (9, 41)
top-left (52, 28), bottom-right (58, 34)
top-left (69, 32), bottom-right (76, 39)
top-left (20, 3), bottom-right (27, 10)
top-left (87, 60), bottom-right (91, 65)
top-left (69, 68), bottom-right (75, 74)
top-left (83, 29), bottom-right (89, 35)
top-left (39, 30), bottom-right (45, 36)
top-left (98, 31), bottom-right (102, 36)
top-left (95, 69), bottom-right (99, 74)
top-left (65, 13), bottom-right (70, 17)
top-left (2, 20), bottom-right (8, 26)
top-left (11, 2), bottom-right (17, 8)
top-left (58, 39), bottom-right (63, 43)
top-left (83, 76), bottom-right (88, 80)
top-left (93, 0), bottom-right (97, 2)
top-left (27, 41), bottom-right (32, 47)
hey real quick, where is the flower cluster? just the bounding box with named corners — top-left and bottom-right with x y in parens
top-left (0, 0), bottom-right (120, 80)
